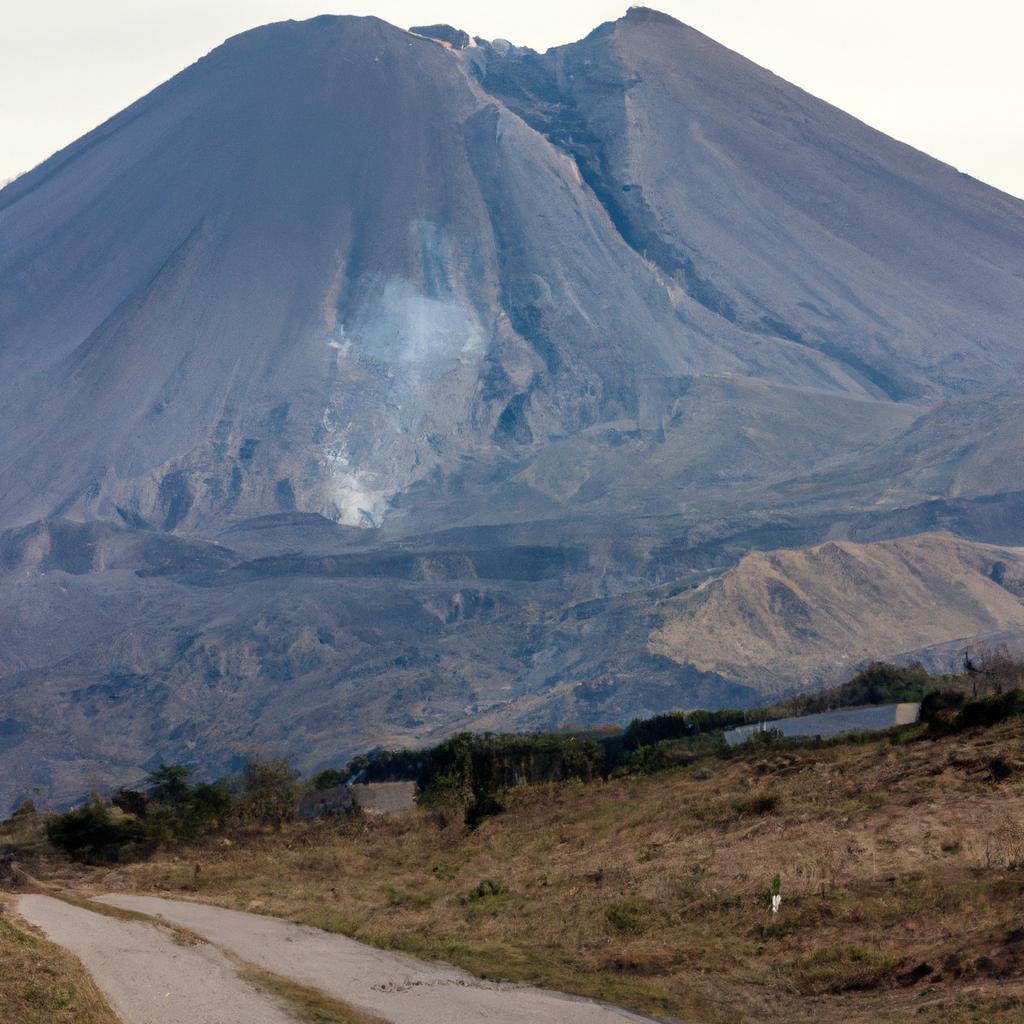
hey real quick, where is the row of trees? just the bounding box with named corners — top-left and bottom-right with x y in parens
top-left (46, 758), bottom-right (298, 863)
top-left (43, 655), bottom-right (1024, 860)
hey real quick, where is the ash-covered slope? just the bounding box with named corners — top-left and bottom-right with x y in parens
top-left (478, 7), bottom-right (1024, 401)
top-left (0, 13), bottom-right (842, 533)
top-left (2, 10), bottom-right (1022, 534)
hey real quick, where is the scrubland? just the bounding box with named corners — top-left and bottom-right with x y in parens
top-left (81, 721), bottom-right (1024, 1024)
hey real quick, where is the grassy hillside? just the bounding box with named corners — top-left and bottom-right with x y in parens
top-left (0, 907), bottom-right (121, 1024)
top-left (75, 718), bottom-right (1024, 1024)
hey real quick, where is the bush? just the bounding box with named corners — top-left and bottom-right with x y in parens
top-left (146, 764), bottom-right (194, 804)
top-left (46, 799), bottom-right (148, 864)
top-left (112, 788), bottom-right (148, 817)
top-left (605, 900), bottom-right (647, 934)
top-left (133, 763), bottom-right (232, 845)
top-left (47, 762), bottom-right (235, 862)
top-left (956, 690), bottom-right (1024, 730)
top-left (232, 758), bottom-right (298, 829)
top-left (622, 709), bottom-right (746, 751)
top-left (310, 768), bottom-right (348, 791)
top-left (784, 662), bottom-right (935, 718)
top-left (624, 732), bottom-right (728, 774)
top-left (923, 689), bottom-right (1024, 736)
top-left (145, 781), bottom-right (231, 843)
top-left (357, 732), bottom-right (605, 827)
top-left (464, 878), bottom-right (509, 902)
top-left (732, 791), bottom-right (780, 816)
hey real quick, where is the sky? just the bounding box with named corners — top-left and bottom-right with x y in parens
top-left (2, 1), bottom-right (1023, 198)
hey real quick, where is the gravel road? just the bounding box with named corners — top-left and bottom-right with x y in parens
top-left (17, 894), bottom-right (295, 1024)
top-left (99, 893), bottom-right (660, 1023)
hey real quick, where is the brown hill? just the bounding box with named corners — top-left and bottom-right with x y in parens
top-left (651, 533), bottom-right (1024, 691)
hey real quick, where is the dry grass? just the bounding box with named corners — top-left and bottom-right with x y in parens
top-left (78, 722), bottom-right (1024, 1023)
top-left (0, 906), bottom-right (121, 1024)
top-left (238, 964), bottom-right (388, 1024)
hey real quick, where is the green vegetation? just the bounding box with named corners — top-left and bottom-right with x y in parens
top-left (45, 798), bottom-right (148, 864)
top-left (37, 660), bottom-right (1024, 866)
top-left (337, 731), bottom-right (605, 827)
top-left (923, 688), bottom-right (1024, 735)
top-left (45, 757), bottom-right (297, 864)
top-left (310, 768), bottom-right (350, 791)
top-left (778, 660), bottom-right (936, 716)
top-left (310, 662), bottom-right (959, 816)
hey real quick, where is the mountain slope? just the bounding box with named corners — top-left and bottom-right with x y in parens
top-left (2, 10), bottom-right (1022, 533)
top-left (651, 533), bottom-right (1024, 690)
top-left (478, 7), bottom-right (1024, 401)
top-left (1, 9), bottom-right (1023, 809)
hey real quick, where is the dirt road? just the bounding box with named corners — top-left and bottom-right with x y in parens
top-left (17, 894), bottom-right (295, 1024)
top-left (99, 893), bottom-right (660, 1024)
top-left (18, 891), bottom-right (664, 1024)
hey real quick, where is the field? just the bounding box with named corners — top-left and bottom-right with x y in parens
top-left (60, 719), bottom-right (1024, 1024)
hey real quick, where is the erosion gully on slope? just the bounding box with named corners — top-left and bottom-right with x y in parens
top-left (16, 892), bottom-right (670, 1024)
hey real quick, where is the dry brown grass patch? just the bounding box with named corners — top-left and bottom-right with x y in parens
top-left (0, 907), bottom-right (121, 1024)
top-left (238, 963), bottom-right (388, 1024)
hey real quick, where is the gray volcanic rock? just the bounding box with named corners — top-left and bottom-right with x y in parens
top-left (1, 9), bottom-right (1023, 808)
top-left (477, 7), bottom-right (1024, 400)
top-left (410, 24), bottom-right (472, 49)
top-left (3, 10), bottom-right (1022, 533)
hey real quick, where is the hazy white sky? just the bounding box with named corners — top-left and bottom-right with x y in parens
top-left (2, 1), bottom-right (1023, 198)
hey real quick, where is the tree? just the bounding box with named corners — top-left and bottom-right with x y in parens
top-left (146, 764), bottom-right (194, 804)
top-left (979, 644), bottom-right (1024, 695)
top-left (235, 758), bottom-right (297, 830)
top-left (46, 798), bottom-right (148, 863)
top-left (310, 768), bottom-right (348, 791)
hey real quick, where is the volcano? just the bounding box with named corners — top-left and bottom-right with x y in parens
top-left (1, 9), bottom-right (1023, 809)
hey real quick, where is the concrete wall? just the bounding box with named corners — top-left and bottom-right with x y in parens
top-left (724, 702), bottom-right (921, 746)
top-left (350, 781), bottom-right (417, 815)
top-left (295, 780), bottom-right (417, 820)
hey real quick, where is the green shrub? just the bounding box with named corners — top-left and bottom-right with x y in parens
top-left (146, 763), bottom-right (194, 804)
top-left (230, 758), bottom-right (298, 830)
top-left (463, 878), bottom-right (509, 903)
top-left (360, 731), bottom-right (604, 827)
top-left (310, 768), bottom-right (348, 791)
top-left (923, 689), bottom-right (1024, 736)
top-left (622, 709), bottom-right (746, 751)
top-left (45, 799), bottom-right (148, 864)
top-left (732, 791), bottom-right (780, 816)
top-left (431, 860), bottom-right (456, 880)
top-left (605, 900), bottom-right (646, 934)
top-left (957, 690), bottom-right (1024, 730)
top-left (112, 788), bottom-right (148, 816)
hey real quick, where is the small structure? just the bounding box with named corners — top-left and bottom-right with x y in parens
top-left (295, 781), bottom-right (417, 821)
top-left (350, 781), bottom-right (417, 816)
top-left (724, 702), bottom-right (921, 746)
